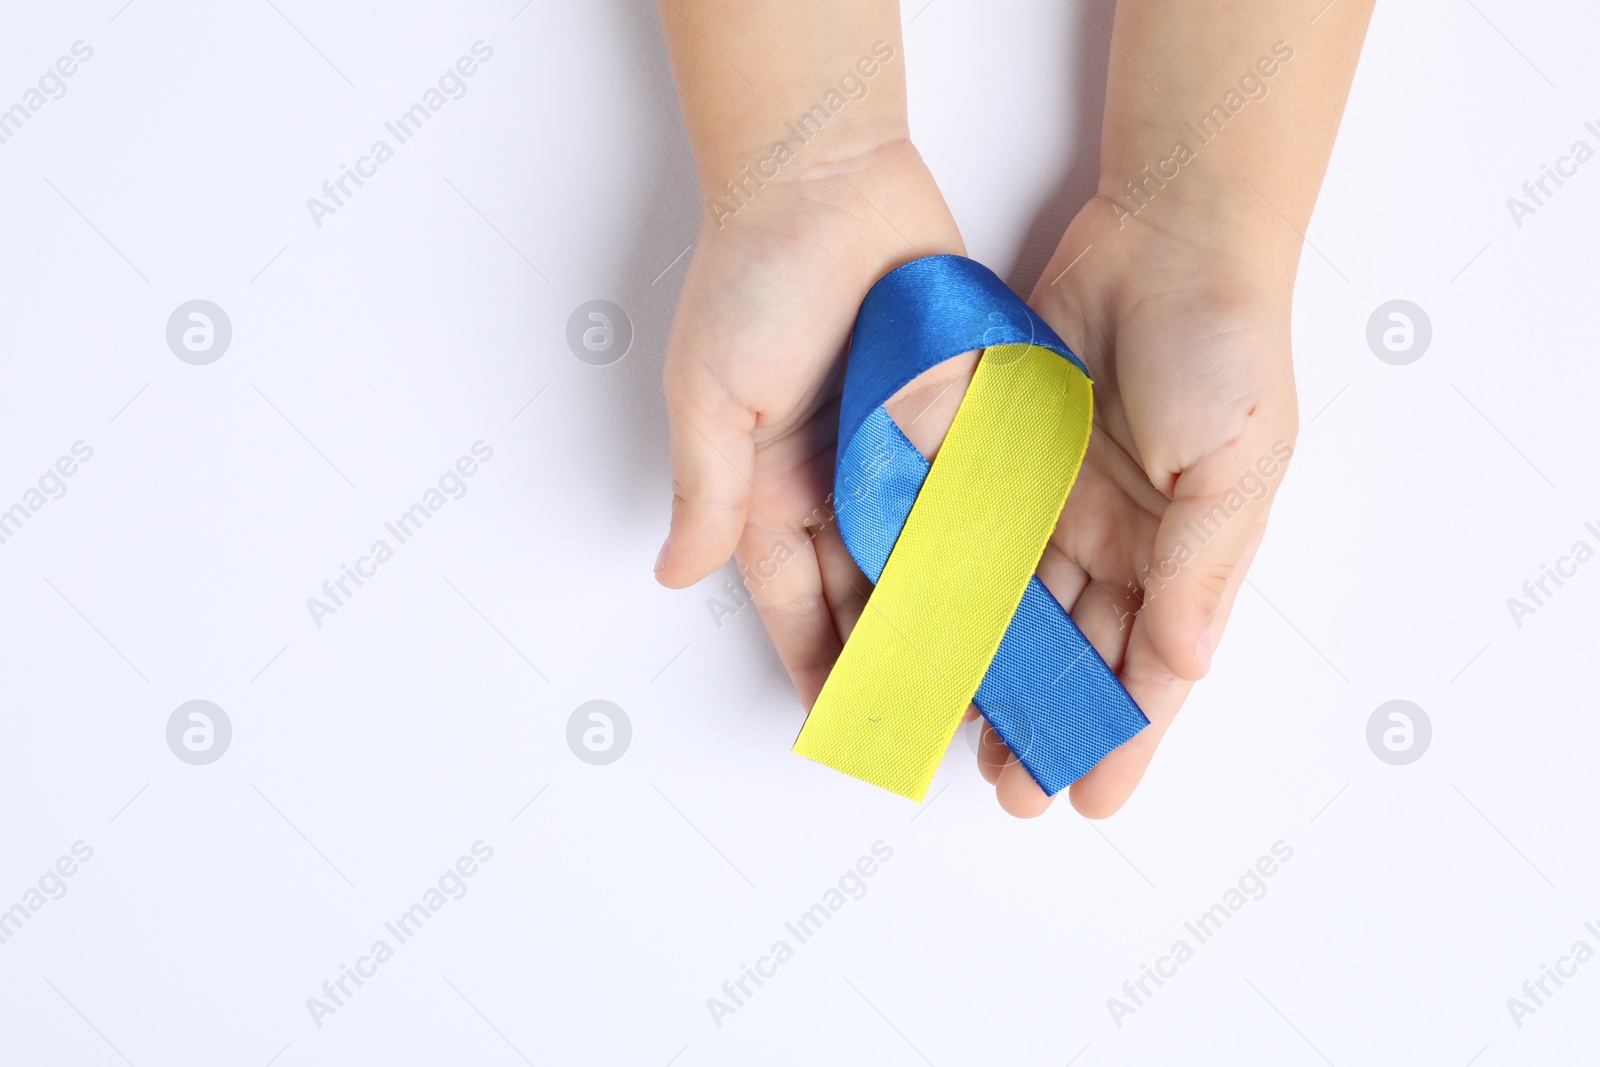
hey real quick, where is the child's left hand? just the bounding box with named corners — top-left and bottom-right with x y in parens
top-left (970, 192), bottom-right (1300, 817)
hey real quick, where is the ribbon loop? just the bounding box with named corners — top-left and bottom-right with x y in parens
top-left (792, 255), bottom-right (1148, 801)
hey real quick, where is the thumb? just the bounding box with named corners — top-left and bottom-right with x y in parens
top-left (1140, 434), bottom-right (1294, 679)
top-left (656, 357), bottom-right (755, 589)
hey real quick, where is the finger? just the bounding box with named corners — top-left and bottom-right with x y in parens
top-left (1067, 631), bottom-right (1191, 818)
top-left (737, 430), bottom-right (845, 710)
top-left (657, 356), bottom-right (756, 589)
top-left (976, 721), bottom-right (1009, 784)
top-left (1038, 446), bottom-right (1163, 676)
top-left (1069, 519), bottom-right (1265, 818)
top-left (811, 517), bottom-right (871, 646)
top-left (1060, 574), bottom-right (1140, 674)
top-left (979, 462), bottom-right (1145, 819)
top-left (1139, 432), bottom-right (1293, 679)
top-left (996, 756), bottom-right (1053, 818)
top-left (739, 517), bottom-right (836, 710)
top-left (972, 716), bottom-right (1024, 783)
top-left (985, 568), bottom-right (1138, 819)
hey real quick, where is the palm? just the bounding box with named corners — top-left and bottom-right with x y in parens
top-left (981, 199), bottom-right (1298, 816)
top-left (658, 145), bottom-right (966, 704)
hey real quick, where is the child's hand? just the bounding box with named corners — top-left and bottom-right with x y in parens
top-left (961, 0), bottom-right (1371, 817)
top-left (657, 155), bottom-right (1297, 821)
top-left (966, 197), bottom-right (1299, 818)
top-left (652, 0), bottom-right (1367, 818)
top-left (656, 141), bottom-right (965, 708)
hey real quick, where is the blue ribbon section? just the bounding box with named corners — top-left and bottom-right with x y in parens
top-left (834, 255), bottom-right (1149, 795)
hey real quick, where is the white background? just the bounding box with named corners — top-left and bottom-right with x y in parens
top-left (1, 1), bottom-right (1597, 1064)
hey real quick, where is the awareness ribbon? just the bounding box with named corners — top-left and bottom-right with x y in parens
top-left (791, 255), bottom-right (1149, 801)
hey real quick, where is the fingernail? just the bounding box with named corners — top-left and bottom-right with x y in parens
top-left (654, 537), bottom-right (671, 575)
top-left (1195, 628), bottom-right (1214, 674)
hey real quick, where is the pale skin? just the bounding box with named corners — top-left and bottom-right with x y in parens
top-left (654, 0), bottom-right (1375, 817)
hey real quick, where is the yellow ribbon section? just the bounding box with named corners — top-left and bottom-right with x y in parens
top-left (792, 343), bottom-right (1094, 801)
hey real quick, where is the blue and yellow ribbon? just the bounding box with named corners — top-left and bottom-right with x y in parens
top-left (792, 255), bottom-right (1149, 801)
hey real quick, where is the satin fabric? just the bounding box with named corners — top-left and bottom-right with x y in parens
top-left (796, 255), bottom-right (1149, 798)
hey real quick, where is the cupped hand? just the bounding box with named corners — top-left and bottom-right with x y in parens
top-left (658, 160), bottom-right (1298, 821)
top-left (655, 141), bottom-right (966, 709)
top-left (970, 196), bottom-right (1301, 818)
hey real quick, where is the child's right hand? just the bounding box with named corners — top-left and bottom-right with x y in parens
top-left (655, 140), bottom-right (966, 710)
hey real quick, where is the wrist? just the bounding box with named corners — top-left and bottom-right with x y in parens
top-left (1091, 162), bottom-right (1305, 290)
top-left (694, 125), bottom-right (895, 216)
top-left (685, 38), bottom-right (911, 208)
top-left (695, 138), bottom-right (964, 264)
top-left (695, 116), bottom-right (912, 225)
top-left (1031, 181), bottom-right (1296, 359)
